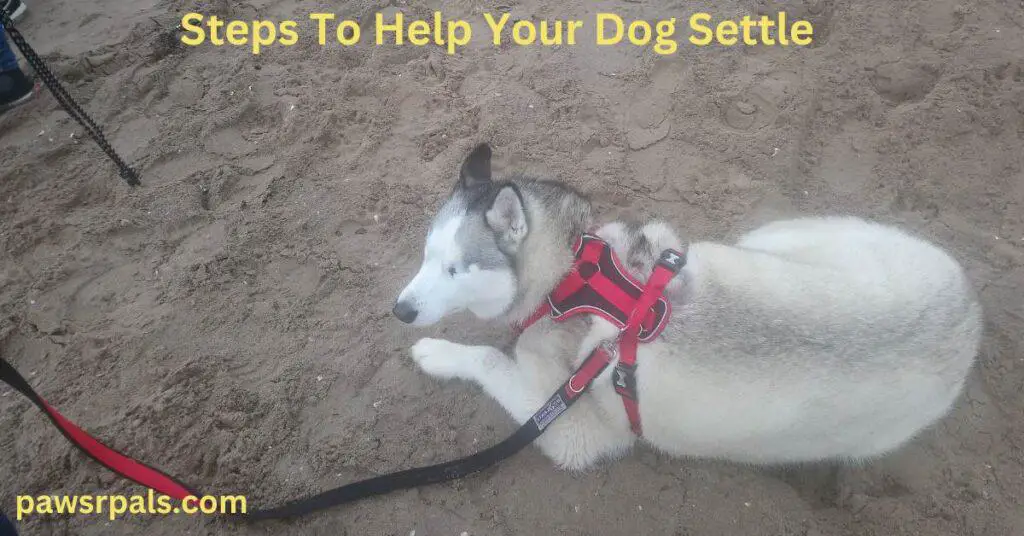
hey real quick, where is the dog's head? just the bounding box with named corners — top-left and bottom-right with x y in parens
top-left (393, 144), bottom-right (527, 326)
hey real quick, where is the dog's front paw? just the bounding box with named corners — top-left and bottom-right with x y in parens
top-left (410, 338), bottom-right (470, 381)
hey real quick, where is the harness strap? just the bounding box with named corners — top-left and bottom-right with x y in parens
top-left (614, 249), bottom-right (686, 435)
top-left (514, 301), bottom-right (550, 334)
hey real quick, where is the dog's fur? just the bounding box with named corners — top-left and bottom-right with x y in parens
top-left (394, 144), bottom-right (983, 470)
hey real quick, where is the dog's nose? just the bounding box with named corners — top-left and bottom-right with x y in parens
top-left (392, 300), bottom-right (418, 324)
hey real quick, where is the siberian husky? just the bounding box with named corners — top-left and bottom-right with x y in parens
top-left (393, 143), bottom-right (983, 470)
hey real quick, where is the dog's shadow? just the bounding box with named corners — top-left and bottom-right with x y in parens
top-left (764, 463), bottom-right (848, 509)
top-left (763, 461), bottom-right (912, 512)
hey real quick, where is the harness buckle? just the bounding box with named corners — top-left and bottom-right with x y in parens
top-left (612, 362), bottom-right (638, 400)
top-left (656, 248), bottom-right (686, 273)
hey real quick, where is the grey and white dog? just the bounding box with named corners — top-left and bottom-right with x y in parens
top-left (394, 143), bottom-right (983, 470)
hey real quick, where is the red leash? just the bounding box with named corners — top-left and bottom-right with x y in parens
top-left (0, 358), bottom-right (198, 500)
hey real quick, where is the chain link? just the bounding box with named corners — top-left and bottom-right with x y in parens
top-left (1, 11), bottom-right (140, 186)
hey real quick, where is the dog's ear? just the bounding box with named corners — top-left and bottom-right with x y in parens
top-left (459, 143), bottom-right (492, 189)
top-left (486, 185), bottom-right (527, 247)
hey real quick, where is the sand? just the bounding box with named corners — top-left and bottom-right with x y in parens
top-left (1, 0), bottom-right (1022, 534)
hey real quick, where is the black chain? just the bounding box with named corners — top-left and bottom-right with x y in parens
top-left (1, 11), bottom-right (139, 186)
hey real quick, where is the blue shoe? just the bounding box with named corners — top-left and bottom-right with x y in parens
top-left (0, 511), bottom-right (19, 536)
top-left (0, 67), bottom-right (35, 114)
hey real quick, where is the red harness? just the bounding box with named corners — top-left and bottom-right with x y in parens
top-left (517, 233), bottom-right (686, 436)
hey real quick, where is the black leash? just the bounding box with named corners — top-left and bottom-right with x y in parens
top-left (249, 418), bottom-right (541, 520)
top-left (247, 345), bottom-right (613, 519)
top-left (0, 10), bottom-right (139, 186)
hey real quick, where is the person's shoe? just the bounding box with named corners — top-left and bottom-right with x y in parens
top-left (0, 67), bottom-right (36, 113)
top-left (0, 510), bottom-right (20, 535)
top-left (2, 0), bottom-right (26, 21)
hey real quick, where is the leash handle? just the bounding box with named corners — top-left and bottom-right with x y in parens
top-left (0, 358), bottom-right (198, 500)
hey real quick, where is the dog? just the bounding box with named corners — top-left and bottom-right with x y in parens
top-left (393, 143), bottom-right (983, 470)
